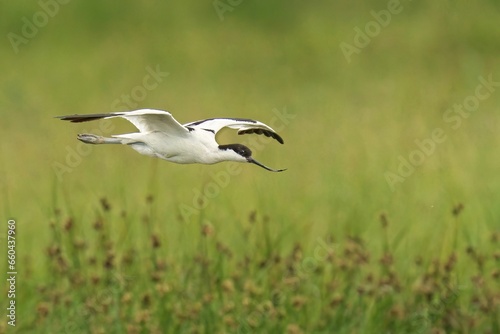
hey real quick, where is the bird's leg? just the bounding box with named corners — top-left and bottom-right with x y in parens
top-left (77, 133), bottom-right (122, 145)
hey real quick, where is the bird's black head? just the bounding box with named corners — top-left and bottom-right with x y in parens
top-left (218, 144), bottom-right (286, 172)
top-left (219, 144), bottom-right (252, 158)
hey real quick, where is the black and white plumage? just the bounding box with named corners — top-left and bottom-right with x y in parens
top-left (56, 109), bottom-right (286, 172)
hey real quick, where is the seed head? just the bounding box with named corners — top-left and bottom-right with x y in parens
top-left (379, 252), bottom-right (393, 266)
top-left (444, 252), bottom-right (457, 272)
top-left (286, 324), bottom-right (303, 334)
top-left (64, 218), bottom-right (73, 231)
top-left (36, 302), bottom-right (50, 318)
top-left (135, 309), bottom-right (150, 324)
top-left (223, 315), bottom-right (236, 328)
top-left (100, 197), bottom-right (111, 211)
top-left (379, 212), bottom-right (389, 228)
top-left (248, 210), bottom-right (257, 223)
top-left (155, 283), bottom-right (171, 296)
top-left (151, 271), bottom-right (162, 282)
top-left (491, 270), bottom-right (499, 280)
top-left (121, 292), bottom-right (132, 304)
top-left (329, 295), bottom-right (343, 308)
top-left (104, 253), bottom-right (115, 270)
top-left (222, 279), bottom-right (235, 294)
top-left (201, 223), bottom-right (214, 237)
top-left (452, 203), bottom-right (464, 217)
top-left (93, 218), bottom-right (104, 230)
top-left (151, 234), bottom-right (161, 248)
top-left (91, 275), bottom-right (100, 285)
top-left (141, 293), bottom-right (151, 308)
top-left (47, 245), bottom-right (60, 257)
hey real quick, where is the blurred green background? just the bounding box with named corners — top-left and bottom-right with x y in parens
top-left (1, 0), bottom-right (499, 333)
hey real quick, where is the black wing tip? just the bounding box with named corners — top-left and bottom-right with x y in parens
top-left (275, 134), bottom-right (285, 144)
top-left (55, 115), bottom-right (99, 123)
top-left (238, 129), bottom-right (284, 144)
top-left (268, 131), bottom-right (284, 144)
top-left (55, 113), bottom-right (121, 123)
top-left (55, 115), bottom-right (84, 122)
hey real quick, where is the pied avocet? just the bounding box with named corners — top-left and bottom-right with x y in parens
top-left (56, 109), bottom-right (286, 172)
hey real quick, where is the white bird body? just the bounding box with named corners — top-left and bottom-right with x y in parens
top-left (116, 130), bottom-right (222, 164)
top-left (57, 109), bottom-right (286, 172)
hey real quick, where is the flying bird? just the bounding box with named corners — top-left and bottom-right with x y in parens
top-left (56, 109), bottom-right (286, 172)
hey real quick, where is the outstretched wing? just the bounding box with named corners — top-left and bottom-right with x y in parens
top-left (184, 117), bottom-right (284, 144)
top-left (56, 109), bottom-right (189, 135)
top-left (120, 109), bottom-right (189, 134)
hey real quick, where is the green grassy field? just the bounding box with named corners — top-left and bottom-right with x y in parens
top-left (1, 1), bottom-right (499, 333)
